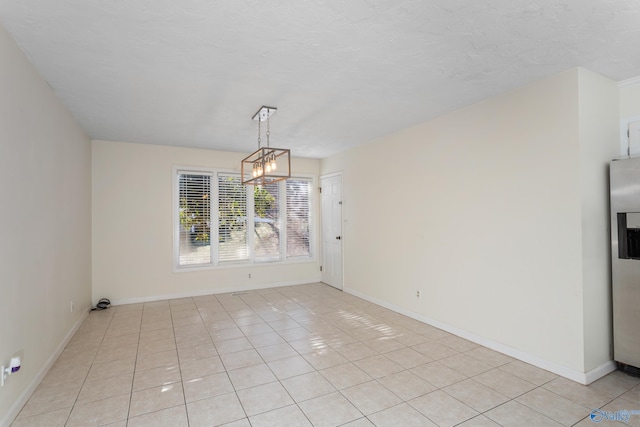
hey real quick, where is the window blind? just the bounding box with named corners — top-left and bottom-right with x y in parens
top-left (218, 174), bottom-right (248, 262)
top-left (286, 179), bottom-right (311, 258)
top-left (254, 182), bottom-right (281, 261)
top-left (178, 173), bottom-right (212, 265)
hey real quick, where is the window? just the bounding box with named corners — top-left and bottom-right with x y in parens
top-left (286, 179), bottom-right (311, 258)
top-left (175, 170), bottom-right (313, 268)
top-left (254, 182), bottom-right (281, 261)
top-left (218, 174), bottom-right (248, 263)
top-left (178, 172), bottom-right (211, 266)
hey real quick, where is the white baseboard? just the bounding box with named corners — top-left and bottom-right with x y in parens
top-left (1, 309), bottom-right (90, 427)
top-left (344, 286), bottom-right (615, 385)
top-left (109, 277), bottom-right (321, 306)
top-left (584, 360), bottom-right (617, 385)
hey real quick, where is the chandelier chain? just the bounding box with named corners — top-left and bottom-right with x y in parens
top-left (266, 108), bottom-right (271, 148)
top-left (257, 115), bottom-right (262, 149)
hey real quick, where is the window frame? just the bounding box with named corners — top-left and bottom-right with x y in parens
top-left (173, 166), bottom-right (315, 272)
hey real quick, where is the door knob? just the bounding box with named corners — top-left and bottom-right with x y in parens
top-left (336, 236), bottom-right (341, 240)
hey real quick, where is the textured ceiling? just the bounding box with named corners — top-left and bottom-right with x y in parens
top-left (1, 1), bottom-right (639, 158)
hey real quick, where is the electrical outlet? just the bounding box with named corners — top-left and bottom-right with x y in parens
top-left (416, 290), bottom-right (421, 299)
top-left (70, 300), bottom-right (74, 313)
top-left (248, 273), bottom-right (252, 279)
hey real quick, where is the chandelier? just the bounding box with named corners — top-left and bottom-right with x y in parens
top-left (241, 106), bottom-right (291, 185)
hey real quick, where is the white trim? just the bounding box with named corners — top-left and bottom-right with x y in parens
top-left (319, 171), bottom-right (343, 180)
top-left (1, 310), bottom-right (90, 427)
top-left (172, 166), bottom-right (181, 270)
top-left (109, 277), bottom-right (321, 306)
top-left (584, 361), bottom-right (617, 385)
top-left (174, 256), bottom-right (317, 273)
top-left (344, 286), bottom-right (616, 385)
top-left (618, 75), bottom-right (640, 87)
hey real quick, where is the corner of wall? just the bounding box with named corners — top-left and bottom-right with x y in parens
top-left (577, 68), bottom-right (619, 372)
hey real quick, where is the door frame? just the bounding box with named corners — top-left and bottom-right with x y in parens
top-left (320, 172), bottom-right (344, 290)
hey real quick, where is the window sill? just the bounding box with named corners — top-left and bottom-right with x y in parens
top-left (173, 256), bottom-right (316, 273)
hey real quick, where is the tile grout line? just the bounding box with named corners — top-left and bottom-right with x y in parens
top-left (123, 306), bottom-right (143, 425)
top-left (63, 307), bottom-right (116, 427)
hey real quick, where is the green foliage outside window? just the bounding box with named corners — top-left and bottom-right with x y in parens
top-left (180, 175), bottom-right (277, 246)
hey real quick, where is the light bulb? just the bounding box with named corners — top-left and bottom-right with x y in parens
top-left (252, 169), bottom-right (258, 178)
top-left (265, 163), bottom-right (272, 173)
top-left (270, 157), bottom-right (277, 171)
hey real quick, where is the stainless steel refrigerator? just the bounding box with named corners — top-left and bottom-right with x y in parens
top-left (610, 157), bottom-right (640, 374)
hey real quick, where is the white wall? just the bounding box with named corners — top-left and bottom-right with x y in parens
top-left (577, 69), bottom-right (620, 372)
top-left (620, 79), bottom-right (640, 118)
top-left (619, 78), bottom-right (640, 156)
top-left (321, 68), bottom-right (619, 382)
top-left (92, 140), bottom-right (321, 304)
top-left (0, 25), bottom-right (91, 425)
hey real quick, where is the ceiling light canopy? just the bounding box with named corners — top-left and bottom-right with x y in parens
top-left (241, 106), bottom-right (291, 186)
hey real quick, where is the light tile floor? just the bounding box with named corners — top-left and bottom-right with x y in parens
top-left (11, 283), bottom-right (640, 427)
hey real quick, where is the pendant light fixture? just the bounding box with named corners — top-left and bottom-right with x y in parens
top-left (241, 106), bottom-right (291, 185)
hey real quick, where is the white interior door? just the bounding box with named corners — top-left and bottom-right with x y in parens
top-left (321, 174), bottom-right (343, 290)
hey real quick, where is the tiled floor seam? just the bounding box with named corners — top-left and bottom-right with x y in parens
top-left (66, 309), bottom-right (118, 427)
